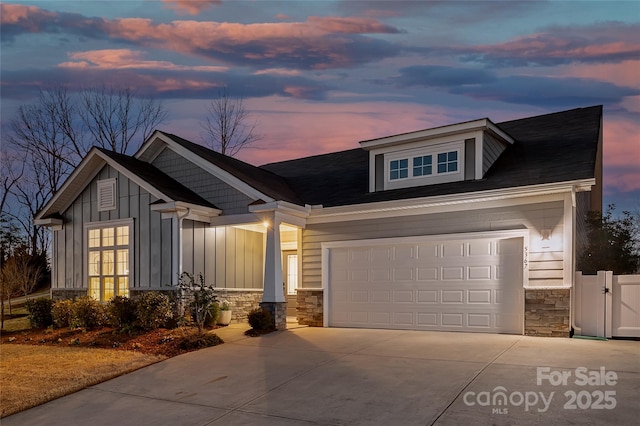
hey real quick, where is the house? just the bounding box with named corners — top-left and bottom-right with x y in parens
top-left (35, 105), bottom-right (603, 337)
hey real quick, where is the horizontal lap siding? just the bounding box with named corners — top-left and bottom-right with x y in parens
top-left (151, 147), bottom-right (254, 214)
top-left (301, 201), bottom-right (564, 289)
top-left (57, 165), bottom-right (172, 290)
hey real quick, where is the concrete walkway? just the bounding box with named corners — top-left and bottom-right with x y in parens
top-left (4, 325), bottom-right (639, 425)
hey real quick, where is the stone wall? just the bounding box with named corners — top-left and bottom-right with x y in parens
top-left (296, 289), bottom-right (323, 327)
top-left (213, 289), bottom-right (263, 323)
top-left (51, 288), bottom-right (87, 300)
top-left (260, 302), bottom-right (287, 330)
top-left (525, 289), bottom-right (571, 337)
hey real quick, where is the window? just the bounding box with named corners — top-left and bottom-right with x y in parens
top-left (97, 178), bottom-right (117, 212)
top-left (413, 155), bottom-right (433, 176)
top-left (87, 224), bottom-right (130, 301)
top-left (437, 151), bottom-right (458, 173)
top-left (390, 159), bottom-right (408, 180)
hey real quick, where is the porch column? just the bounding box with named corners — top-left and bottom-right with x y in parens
top-left (261, 213), bottom-right (287, 330)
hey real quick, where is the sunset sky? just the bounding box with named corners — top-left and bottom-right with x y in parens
top-left (1, 0), bottom-right (639, 212)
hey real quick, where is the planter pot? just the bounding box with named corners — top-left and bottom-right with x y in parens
top-left (217, 310), bottom-right (232, 325)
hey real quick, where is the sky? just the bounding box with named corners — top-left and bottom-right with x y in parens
top-left (1, 0), bottom-right (639, 213)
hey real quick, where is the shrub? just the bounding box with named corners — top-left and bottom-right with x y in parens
top-left (136, 292), bottom-right (172, 330)
top-left (203, 302), bottom-right (221, 328)
top-left (108, 296), bottom-right (137, 329)
top-left (52, 299), bottom-right (74, 328)
top-left (72, 296), bottom-right (108, 329)
top-left (247, 307), bottom-right (274, 331)
top-left (177, 272), bottom-right (218, 333)
top-left (178, 332), bottom-right (223, 351)
top-left (25, 298), bottom-right (53, 328)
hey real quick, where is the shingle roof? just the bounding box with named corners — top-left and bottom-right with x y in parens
top-left (158, 132), bottom-right (302, 204)
top-left (97, 148), bottom-right (217, 208)
top-left (260, 106), bottom-right (602, 207)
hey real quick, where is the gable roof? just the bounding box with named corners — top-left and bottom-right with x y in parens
top-left (261, 106), bottom-right (602, 207)
top-left (35, 147), bottom-right (216, 221)
top-left (156, 132), bottom-right (302, 205)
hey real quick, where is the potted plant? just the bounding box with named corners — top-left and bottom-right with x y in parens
top-left (217, 300), bottom-right (232, 325)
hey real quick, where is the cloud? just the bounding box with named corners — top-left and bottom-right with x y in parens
top-left (59, 49), bottom-right (228, 72)
top-left (161, 0), bottom-right (220, 16)
top-left (1, 4), bottom-right (403, 69)
top-left (395, 65), bottom-right (496, 87)
top-left (460, 22), bottom-right (640, 67)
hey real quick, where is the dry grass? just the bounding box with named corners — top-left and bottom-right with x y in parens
top-left (0, 344), bottom-right (165, 418)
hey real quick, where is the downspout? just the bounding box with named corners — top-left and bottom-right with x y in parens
top-left (569, 186), bottom-right (579, 335)
top-left (172, 208), bottom-right (191, 287)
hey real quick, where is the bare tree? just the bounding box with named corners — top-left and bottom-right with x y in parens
top-left (201, 87), bottom-right (262, 156)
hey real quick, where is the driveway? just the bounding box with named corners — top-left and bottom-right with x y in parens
top-left (4, 325), bottom-right (639, 425)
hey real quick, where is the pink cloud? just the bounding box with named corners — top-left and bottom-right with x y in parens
top-left (59, 49), bottom-right (227, 72)
top-left (552, 60), bottom-right (640, 89)
top-left (161, 0), bottom-right (221, 16)
top-left (603, 116), bottom-right (640, 192)
top-left (254, 68), bottom-right (301, 76)
top-left (0, 3), bottom-right (55, 24)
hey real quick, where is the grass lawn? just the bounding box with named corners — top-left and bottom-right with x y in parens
top-left (0, 344), bottom-right (165, 418)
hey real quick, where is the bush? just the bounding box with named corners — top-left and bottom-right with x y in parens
top-left (25, 298), bottom-right (53, 328)
top-left (247, 307), bottom-right (274, 331)
top-left (177, 272), bottom-right (218, 333)
top-left (108, 296), bottom-right (137, 329)
top-left (178, 332), bottom-right (223, 351)
top-left (72, 296), bottom-right (108, 329)
top-left (52, 299), bottom-right (74, 328)
top-left (203, 302), bottom-right (221, 328)
top-left (136, 292), bottom-right (172, 330)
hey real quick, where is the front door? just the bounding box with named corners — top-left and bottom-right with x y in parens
top-left (283, 251), bottom-right (298, 317)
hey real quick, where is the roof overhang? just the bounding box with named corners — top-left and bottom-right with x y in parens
top-left (307, 179), bottom-right (596, 224)
top-left (150, 201), bottom-right (222, 222)
top-left (360, 118), bottom-right (514, 150)
top-left (249, 200), bottom-right (311, 228)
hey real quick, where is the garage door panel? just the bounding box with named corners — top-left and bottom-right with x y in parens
top-left (328, 236), bottom-right (523, 334)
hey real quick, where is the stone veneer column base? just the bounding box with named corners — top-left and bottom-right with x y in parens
top-left (51, 288), bottom-right (87, 300)
top-left (525, 289), bottom-right (571, 337)
top-left (260, 302), bottom-right (287, 330)
top-left (296, 289), bottom-right (323, 327)
top-left (213, 289), bottom-right (263, 323)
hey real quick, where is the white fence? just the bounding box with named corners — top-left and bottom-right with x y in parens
top-left (574, 271), bottom-right (640, 338)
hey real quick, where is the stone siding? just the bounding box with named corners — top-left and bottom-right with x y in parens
top-left (51, 288), bottom-right (87, 301)
top-left (260, 302), bottom-right (287, 330)
top-left (525, 289), bottom-right (571, 337)
top-left (296, 289), bottom-right (323, 327)
top-left (213, 289), bottom-right (263, 323)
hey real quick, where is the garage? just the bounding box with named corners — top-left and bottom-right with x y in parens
top-left (326, 233), bottom-right (525, 334)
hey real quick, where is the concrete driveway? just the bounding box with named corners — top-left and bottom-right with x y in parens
top-left (4, 325), bottom-right (639, 425)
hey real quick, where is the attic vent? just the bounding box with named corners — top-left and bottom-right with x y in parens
top-left (97, 178), bottom-right (117, 212)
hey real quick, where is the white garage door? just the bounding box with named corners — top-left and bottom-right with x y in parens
top-left (327, 235), bottom-right (524, 334)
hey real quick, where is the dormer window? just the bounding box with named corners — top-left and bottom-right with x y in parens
top-left (389, 159), bottom-right (409, 180)
top-left (413, 155), bottom-right (433, 176)
top-left (437, 151), bottom-right (458, 174)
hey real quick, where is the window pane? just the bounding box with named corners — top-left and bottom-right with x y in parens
top-left (103, 277), bottom-right (114, 301)
top-left (438, 153), bottom-right (446, 163)
top-left (399, 169), bottom-right (408, 178)
top-left (118, 277), bottom-right (129, 297)
top-left (399, 159), bottom-right (408, 168)
top-left (449, 151), bottom-right (457, 161)
top-left (89, 277), bottom-right (100, 300)
top-left (287, 254), bottom-right (298, 295)
top-left (425, 165), bottom-right (432, 175)
top-left (390, 160), bottom-right (398, 170)
top-left (413, 167), bottom-right (422, 176)
top-left (102, 227), bottom-right (114, 247)
top-left (425, 156), bottom-right (432, 165)
top-left (438, 164), bottom-right (447, 173)
top-left (116, 249), bottom-right (129, 275)
top-left (88, 229), bottom-right (100, 248)
top-left (448, 162), bottom-right (458, 172)
top-left (102, 250), bottom-right (114, 275)
top-left (390, 170), bottom-right (398, 180)
top-left (88, 251), bottom-right (100, 276)
top-left (413, 157), bottom-right (422, 167)
top-left (116, 226), bottom-right (129, 246)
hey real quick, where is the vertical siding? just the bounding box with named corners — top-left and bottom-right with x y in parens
top-left (302, 201), bottom-right (565, 289)
top-left (181, 220), bottom-right (264, 288)
top-left (482, 133), bottom-right (507, 175)
top-left (58, 164), bottom-right (173, 291)
top-left (151, 147), bottom-right (254, 214)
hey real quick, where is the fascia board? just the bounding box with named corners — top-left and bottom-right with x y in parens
top-left (307, 179), bottom-right (596, 224)
top-left (249, 200), bottom-right (311, 217)
top-left (360, 119), bottom-right (490, 150)
top-left (151, 133), bottom-right (275, 203)
top-left (150, 201), bottom-right (221, 217)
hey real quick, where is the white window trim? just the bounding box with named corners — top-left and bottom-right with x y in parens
top-left (84, 219), bottom-right (134, 299)
top-left (97, 178), bottom-right (117, 212)
top-left (385, 141), bottom-right (464, 190)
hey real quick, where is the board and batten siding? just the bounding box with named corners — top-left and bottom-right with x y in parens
top-left (53, 164), bottom-right (174, 291)
top-left (301, 201), bottom-right (565, 289)
top-left (181, 220), bottom-right (264, 289)
top-left (151, 147), bottom-right (254, 214)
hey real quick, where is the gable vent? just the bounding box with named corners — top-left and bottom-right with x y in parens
top-left (97, 178), bottom-right (117, 212)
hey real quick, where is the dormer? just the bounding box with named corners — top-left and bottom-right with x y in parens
top-left (360, 118), bottom-right (514, 192)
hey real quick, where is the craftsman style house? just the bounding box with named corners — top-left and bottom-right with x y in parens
top-left (35, 106), bottom-right (603, 336)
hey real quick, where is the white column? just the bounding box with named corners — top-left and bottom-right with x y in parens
top-left (171, 213), bottom-right (181, 286)
top-left (262, 214), bottom-right (285, 303)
